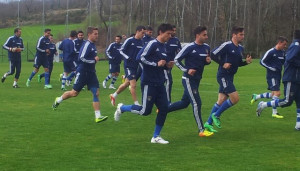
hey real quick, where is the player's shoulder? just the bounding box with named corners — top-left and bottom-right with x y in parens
top-left (203, 43), bottom-right (210, 48)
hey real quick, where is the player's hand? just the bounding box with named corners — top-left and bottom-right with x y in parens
top-left (11, 47), bottom-right (17, 52)
top-left (95, 56), bottom-right (100, 62)
top-left (223, 63), bottom-right (231, 69)
top-left (188, 69), bottom-right (196, 76)
top-left (246, 54), bottom-right (252, 64)
top-left (166, 61), bottom-right (175, 68)
top-left (46, 49), bottom-right (50, 54)
top-left (157, 60), bottom-right (166, 67)
top-left (15, 48), bottom-right (22, 52)
top-left (206, 56), bottom-right (211, 63)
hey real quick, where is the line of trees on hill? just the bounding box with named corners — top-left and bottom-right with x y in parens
top-left (0, 0), bottom-right (299, 57)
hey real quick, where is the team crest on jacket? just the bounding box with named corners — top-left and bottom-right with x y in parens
top-left (147, 96), bottom-right (152, 101)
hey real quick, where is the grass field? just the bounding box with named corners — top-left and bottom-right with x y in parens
top-left (0, 59), bottom-right (299, 170)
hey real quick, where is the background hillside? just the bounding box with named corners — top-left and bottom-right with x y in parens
top-left (0, 0), bottom-right (300, 57)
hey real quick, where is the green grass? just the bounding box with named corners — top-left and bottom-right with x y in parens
top-left (0, 59), bottom-right (299, 170)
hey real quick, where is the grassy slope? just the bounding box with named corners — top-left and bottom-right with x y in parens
top-left (0, 59), bottom-right (299, 170)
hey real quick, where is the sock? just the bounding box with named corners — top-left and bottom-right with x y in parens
top-left (105, 74), bottom-right (112, 81)
top-left (13, 81), bottom-right (17, 86)
top-left (61, 75), bottom-right (66, 88)
top-left (3, 73), bottom-right (8, 78)
top-left (153, 125), bottom-right (163, 138)
top-left (57, 96), bottom-right (63, 103)
top-left (134, 101), bottom-right (140, 105)
top-left (113, 92), bottom-right (118, 98)
top-left (207, 103), bottom-right (220, 125)
top-left (120, 105), bottom-right (132, 112)
top-left (45, 72), bottom-right (50, 85)
top-left (257, 92), bottom-right (272, 99)
top-left (215, 99), bottom-right (233, 118)
top-left (28, 71), bottom-right (37, 81)
top-left (111, 76), bottom-right (118, 85)
top-left (95, 110), bottom-right (101, 118)
top-left (266, 99), bottom-right (279, 108)
top-left (272, 96), bottom-right (279, 114)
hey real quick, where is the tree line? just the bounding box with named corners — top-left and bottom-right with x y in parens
top-left (0, 0), bottom-right (299, 57)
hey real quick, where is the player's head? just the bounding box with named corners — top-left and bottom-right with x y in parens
top-left (115, 35), bottom-right (122, 44)
top-left (70, 30), bottom-right (77, 38)
top-left (49, 34), bottom-right (54, 43)
top-left (87, 26), bottom-right (99, 43)
top-left (157, 23), bottom-right (173, 43)
top-left (77, 30), bottom-right (84, 40)
top-left (14, 28), bottom-right (21, 37)
top-left (44, 28), bottom-right (51, 38)
top-left (231, 26), bottom-right (244, 43)
top-left (135, 25), bottom-right (146, 39)
top-left (294, 30), bottom-right (300, 39)
top-left (194, 26), bottom-right (208, 44)
top-left (171, 25), bottom-right (177, 37)
top-left (146, 26), bottom-right (153, 37)
top-left (276, 36), bottom-right (288, 50)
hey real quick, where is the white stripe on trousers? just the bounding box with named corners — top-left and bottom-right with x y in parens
top-left (131, 85), bottom-right (148, 115)
top-left (185, 77), bottom-right (204, 131)
top-left (164, 70), bottom-right (170, 102)
top-left (278, 82), bottom-right (291, 106)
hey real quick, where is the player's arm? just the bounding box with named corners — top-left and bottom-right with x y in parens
top-left (3, 37), bottom-right (13, 51)
top-left (36, 37), bottom-right (46, 53)
top-left (174, 44), bottom-right (191, 73)
top-left (139, 42), bottom-right (157, 67)
top-left (18, 38), bottom-right (25, 52)
top-left (105, 43), bottom-right (114, 59)
top-left (286, 43), bottom-right (300, 67)
top-left (79, 43), bottom-right (96, 64)
top-left (210, 43), bottom-right (227, 65)
top-left (58, 41), bottom-right (63, 51)
top-left (119, 38), bottom-right (131, 60)
top-left (260, 50), bottom-right (276, 71)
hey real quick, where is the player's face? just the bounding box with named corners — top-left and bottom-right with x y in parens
top-left (89, 30), bottom-right (99, 43)
top-left (49, 36), bottom-right (54, 42)
top-left (136, 29), bottom-right (145, 39)
top-left (115, 37), bottom-right (121, 43)
top-left (146, 30), bottom-right (153, 37)
top-left (77, 33), bottom-right (84, 40)
top-left (15, 29), bottom-right (22, 37)
top-left (278, 41), bottom-right (288, 50)
top-left (160, 30), bottom-right (172, 42)
top-left (197, 30), bottom-right (208, 44)
top-left (234, 31), bottom-right (245, 43)
top-left (44, 31), bottom-right (51, 38)
top-left (172, 28), bottom-right (176, 37)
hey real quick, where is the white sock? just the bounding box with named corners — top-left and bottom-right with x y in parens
top-left (262, 102), bottom-right (268, 108)
top-left (13, 81), bottom-right (17, 86)
top-left (3, 73), bottom-right (8, 78)
top-left (113, 92), bottom-right (118, 98)
top-left (272, 108), bottom-right (278, 115)
top-left (95, 110), bottom-right (101, 118)
top-left (57, 96), bottom-right (63, 103)
top-left (134, 101), bottom-right (140, 105)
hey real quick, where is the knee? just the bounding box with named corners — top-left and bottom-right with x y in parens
top-left (231, 97), bottom-right (239, 104)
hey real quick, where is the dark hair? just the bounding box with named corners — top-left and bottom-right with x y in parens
top-left (70, 30), bottom-right (77, 37)
top-left (14, 28), bottom-right (21, 33)
top-left (77, 30), bottom-right (84, 34)
top-left (130, 33), bottom-right (135, 37)
top-left (277, 36), bottom-right (288, 43)
top-left (172, 25), bottom-right (176, 29)
top-left (50, 34), bottom-right (53, 37)
top-left (87, 26), bottom-right (98, 35)
top-left (44, 28), bottom-right (51, 32)
top-left (146, 26), bottom-right (153, 31)
top-left (157, 23), bottom-right (173, 35)
top-left (194, 26), bottom-right (207, 37)
top-left (294, 30), bottom-right (300, 39)
top-left (231, 26), bottom-right (244, 35)
top-left (116, 35), bottom-right (122, 40)
top-left (136, 25), bottom-right (146, 32)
